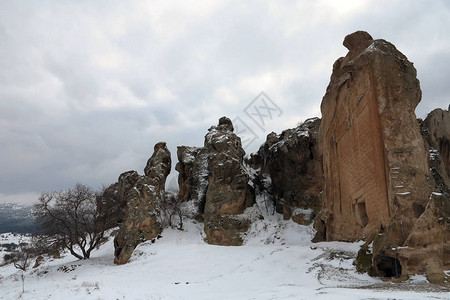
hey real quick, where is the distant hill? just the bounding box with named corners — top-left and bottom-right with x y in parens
top-left (0, 203), bottom-right (38, 234)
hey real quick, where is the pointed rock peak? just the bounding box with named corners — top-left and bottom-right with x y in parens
top-left (218, 116), bottom-right (234, 132)
top-left (343, 31), bottom-right (373, 53)
top-left (144, 142), bottom-right (171, 186)
top-left (154, 141), bottom-right (167, 151)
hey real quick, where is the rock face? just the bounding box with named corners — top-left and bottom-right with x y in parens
top-left (176, 117), bottom-right (255, 245)
top-left (420, 108), bottom-right (450, 272)
top-left (317, 31), bottom-right (447, 281)
top-left (96, 182), bottom-right (123, 230)
top-left (422, 108), bottom-right (450, 178)
top-left (203, 117), bottom-right (254, 245)
top-left (175, 146), bottom-right (209, 218)
top-left (252, 118), bottom-right (323, 225)
top-left (113, 142), bottom-right (171, 265)
top-left (144, 142), bottom-right (172, 190)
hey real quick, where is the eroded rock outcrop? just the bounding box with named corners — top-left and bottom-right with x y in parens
top-left (176, 117), bottom-right (255, 245)
top-left (251, 118), bottom-right (323, 225)
top-left (420, 108), bottom-right (450, 273)
top-left (175, 146), bottom-right (209, 218)
top-left (144, 142), bottom-right (172, 189)
top-left (113, 142), bottom-right (171, 264)
top-left (317, 31), bottom-right (448, 281)
top-left (96, 182), bottom-right (123, 230)
top-left (422, 108), bottom-right (450, 179)
top-left (203, 117), bottom-right (255, 245)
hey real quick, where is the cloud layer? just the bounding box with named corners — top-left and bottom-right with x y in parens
top-left (1, 0), bottom-right (449, 201)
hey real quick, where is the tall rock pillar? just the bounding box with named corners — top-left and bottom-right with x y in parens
top-left (317, 31), bottom-right (448, 280)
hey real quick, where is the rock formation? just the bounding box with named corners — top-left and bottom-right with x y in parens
top-left (175, 146), bottom-right (209, 218)
top-left (251, 118), bottom-right (323, 225)
top-left (113, 142), bottom-right (171, 265)
top-left (317, 30), bottom-right (448, 282)
top-left (96, 182), bottom-right (122, 230)
top-left (144, 142), bottom-right (172, 189)
top-left (420, 108), bottom-right (450, 273)
top-left (176, 117), bottom-right (255, 245)
top-left (422, 108), bottom-right (450, 179)
top-left (203, 117), bottom-right (255, 245)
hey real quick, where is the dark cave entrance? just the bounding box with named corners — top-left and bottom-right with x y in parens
top-left (376, 256), bottom-right (402, 278)
top-left (354, 201), bottom-right (369, 227)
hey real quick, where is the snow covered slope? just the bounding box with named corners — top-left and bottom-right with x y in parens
top-left (1, 214), bottom-right (449, 300)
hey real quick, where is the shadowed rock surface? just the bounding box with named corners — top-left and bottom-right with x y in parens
top-left (316, 31), bottom-right (448, 282)
top-left (422, 108), bottom-right (450, 179)
top-left (250, 118), bottom-right (323, 225)
top-left (420, 108), bottom-right (450, 272)
top-left (113, 142), bottom-right (171, 265)
top-left (175, 146), bottom-right (209, 218)
top-left (96, 182), bottom-right (123, 230)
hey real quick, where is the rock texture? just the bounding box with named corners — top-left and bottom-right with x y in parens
top-left (176, 117), bottom-right (255, 245)
top-left (422, 108), bottom-right (450, 178)
top-left (144, 142), bottom-right (172, 190)
top-left (113, 142), bottom-right (171, 265)
top-left (203, 117), bottom-right (255, 245)
top-left (317, 31), bottom-right (448, 281)
top-left (420, 108), bottom-right (450, 273)
top-left (96, 182), bottom-right (122, 230)
top-left (251, 118), bottom-right (323, 225)
top-left (175, 146), bottom-right (209, 218)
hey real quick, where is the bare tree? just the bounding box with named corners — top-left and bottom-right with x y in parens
top-left (34, 183), bottom-right (105, 259)
top-left (11, 245), bottom-right (32, 294)
top-left (156, 192), bottom-right (183, 230)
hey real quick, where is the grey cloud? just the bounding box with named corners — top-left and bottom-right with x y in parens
top-left (1, 0), bottom-right (449, 203)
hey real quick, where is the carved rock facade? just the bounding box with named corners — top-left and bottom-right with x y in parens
top-left (317, 31), bottom-right (448, 282)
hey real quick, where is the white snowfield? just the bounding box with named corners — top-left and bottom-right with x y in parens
top-left (1, 215), bottom-right (449, 299)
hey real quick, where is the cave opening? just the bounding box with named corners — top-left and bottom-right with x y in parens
top-left (353, 200), bottom-right (369, 227)
top-left (376, 256), bottom-right (402, 278)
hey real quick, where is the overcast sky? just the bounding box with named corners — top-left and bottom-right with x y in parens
top-left (1, 0), bottom-right (449, 204)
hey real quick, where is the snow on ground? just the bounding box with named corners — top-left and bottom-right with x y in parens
top-left (1, 215), bottom-right (449, 300)
top-left (0, 233), bottom-right (31, 247)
